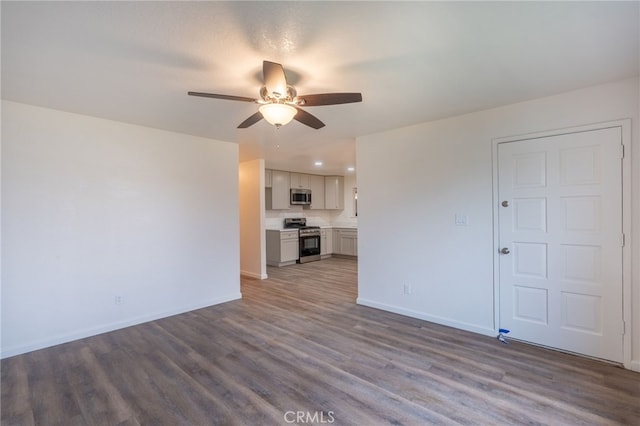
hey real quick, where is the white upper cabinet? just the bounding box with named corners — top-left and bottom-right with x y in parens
top-left (290, 173), bottom-right (310, 189)
top-left (307, 175), bottom-right (325, 210)
top-left (265, 169), bottom-right (347, 211)
top-left (266, 170), bottom-right (290, 210)
top-left (265, 169), bottom-right (273, 188)
top-left (325, 176), bottom-right (344, 210)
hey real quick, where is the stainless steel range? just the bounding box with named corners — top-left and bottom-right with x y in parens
top-left (284, 218), bottom-right (321, 263)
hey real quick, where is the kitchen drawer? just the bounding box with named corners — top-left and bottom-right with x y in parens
top-left (280, 231), bottom-right (299, 240)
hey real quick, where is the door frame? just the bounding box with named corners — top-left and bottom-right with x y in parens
top-left (491, 119), bottom-right (632, 368)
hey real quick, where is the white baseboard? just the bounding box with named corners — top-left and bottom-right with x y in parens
top-left (240, 270), bottom-right (268, 279)
top-left (356, 297), bottom-right (496, 338)
top-left (1, 293), bottom-right (242, 359)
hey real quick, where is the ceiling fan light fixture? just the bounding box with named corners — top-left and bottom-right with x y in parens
top-left (259, 103), bottom-right (297, 128)
top-left (189, 61), bottom-right (362, 129)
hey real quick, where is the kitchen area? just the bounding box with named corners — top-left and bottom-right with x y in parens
top-left (264, 169), bottom-right (358, 267)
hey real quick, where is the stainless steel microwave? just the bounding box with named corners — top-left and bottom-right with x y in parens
top-left (290, 188), bottom-right (312, 205)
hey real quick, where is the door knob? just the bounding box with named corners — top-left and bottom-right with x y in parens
top-left (501, 200), bottom-right (509, 207)
top-left (500, 247), bottom-right (510, 254)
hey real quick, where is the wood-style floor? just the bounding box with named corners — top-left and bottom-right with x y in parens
top-left (2, 257), bottom-right (639, 425)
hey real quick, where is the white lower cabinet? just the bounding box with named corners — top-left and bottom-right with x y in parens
top-left (320, 228), bottom-right (332, 257)
top-left (332, 228), bottom-right (358, 257)
top-left (267, 228), bottom-right (356, 266)
top-left (266, 230), bottom-right (299, 267)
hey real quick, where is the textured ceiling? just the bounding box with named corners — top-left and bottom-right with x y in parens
top-left (2, 1), bottom-right (638, 175)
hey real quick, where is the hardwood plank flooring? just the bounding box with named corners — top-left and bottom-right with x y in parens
top-left (2, 257), bottom-right (639, 425)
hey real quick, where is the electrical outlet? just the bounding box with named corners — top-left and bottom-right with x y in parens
top-left (403, 284), bottom-right (412, 295)
top-left (114, 295), bottom-right (123, 305)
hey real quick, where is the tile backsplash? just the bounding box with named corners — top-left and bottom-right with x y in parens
top-left (265, 207), bottom-right (357, 229)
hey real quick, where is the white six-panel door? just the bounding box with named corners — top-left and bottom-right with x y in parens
top-left (498, 127), bottom-right (623, 362)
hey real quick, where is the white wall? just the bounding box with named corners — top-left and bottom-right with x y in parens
top-left (239, 159), bottom-right (267, 279)
top-left (1, 101), bottom-right (241, 358)
top-left (357, 77), bottom-right (640, 370)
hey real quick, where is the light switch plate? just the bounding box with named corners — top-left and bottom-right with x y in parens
top-left (455, 214), bottom-right (468, 226)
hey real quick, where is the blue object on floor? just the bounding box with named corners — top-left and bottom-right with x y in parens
top-left (497, 328), bottom-right (510, 344)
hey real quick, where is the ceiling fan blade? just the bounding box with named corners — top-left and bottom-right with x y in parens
top-left (237, 111), bottom-right (264, 128)
top-left (263, 61), bottom-right (288, 98)
top-left (294, 108), bottom-right (325, 129)
top-left (188, 92), bottom-right (257, 103)
top-left (295, 93), bottom-right (362, 106)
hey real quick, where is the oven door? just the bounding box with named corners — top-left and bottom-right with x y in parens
top-left (299, 234), bottom-right (321, 263)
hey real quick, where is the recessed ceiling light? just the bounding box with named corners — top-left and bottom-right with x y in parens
top-left (314, 161), bottom-right (323, 166)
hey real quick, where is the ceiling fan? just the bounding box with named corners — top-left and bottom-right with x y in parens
top-left (188, 60), bottom-right (362, 129)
